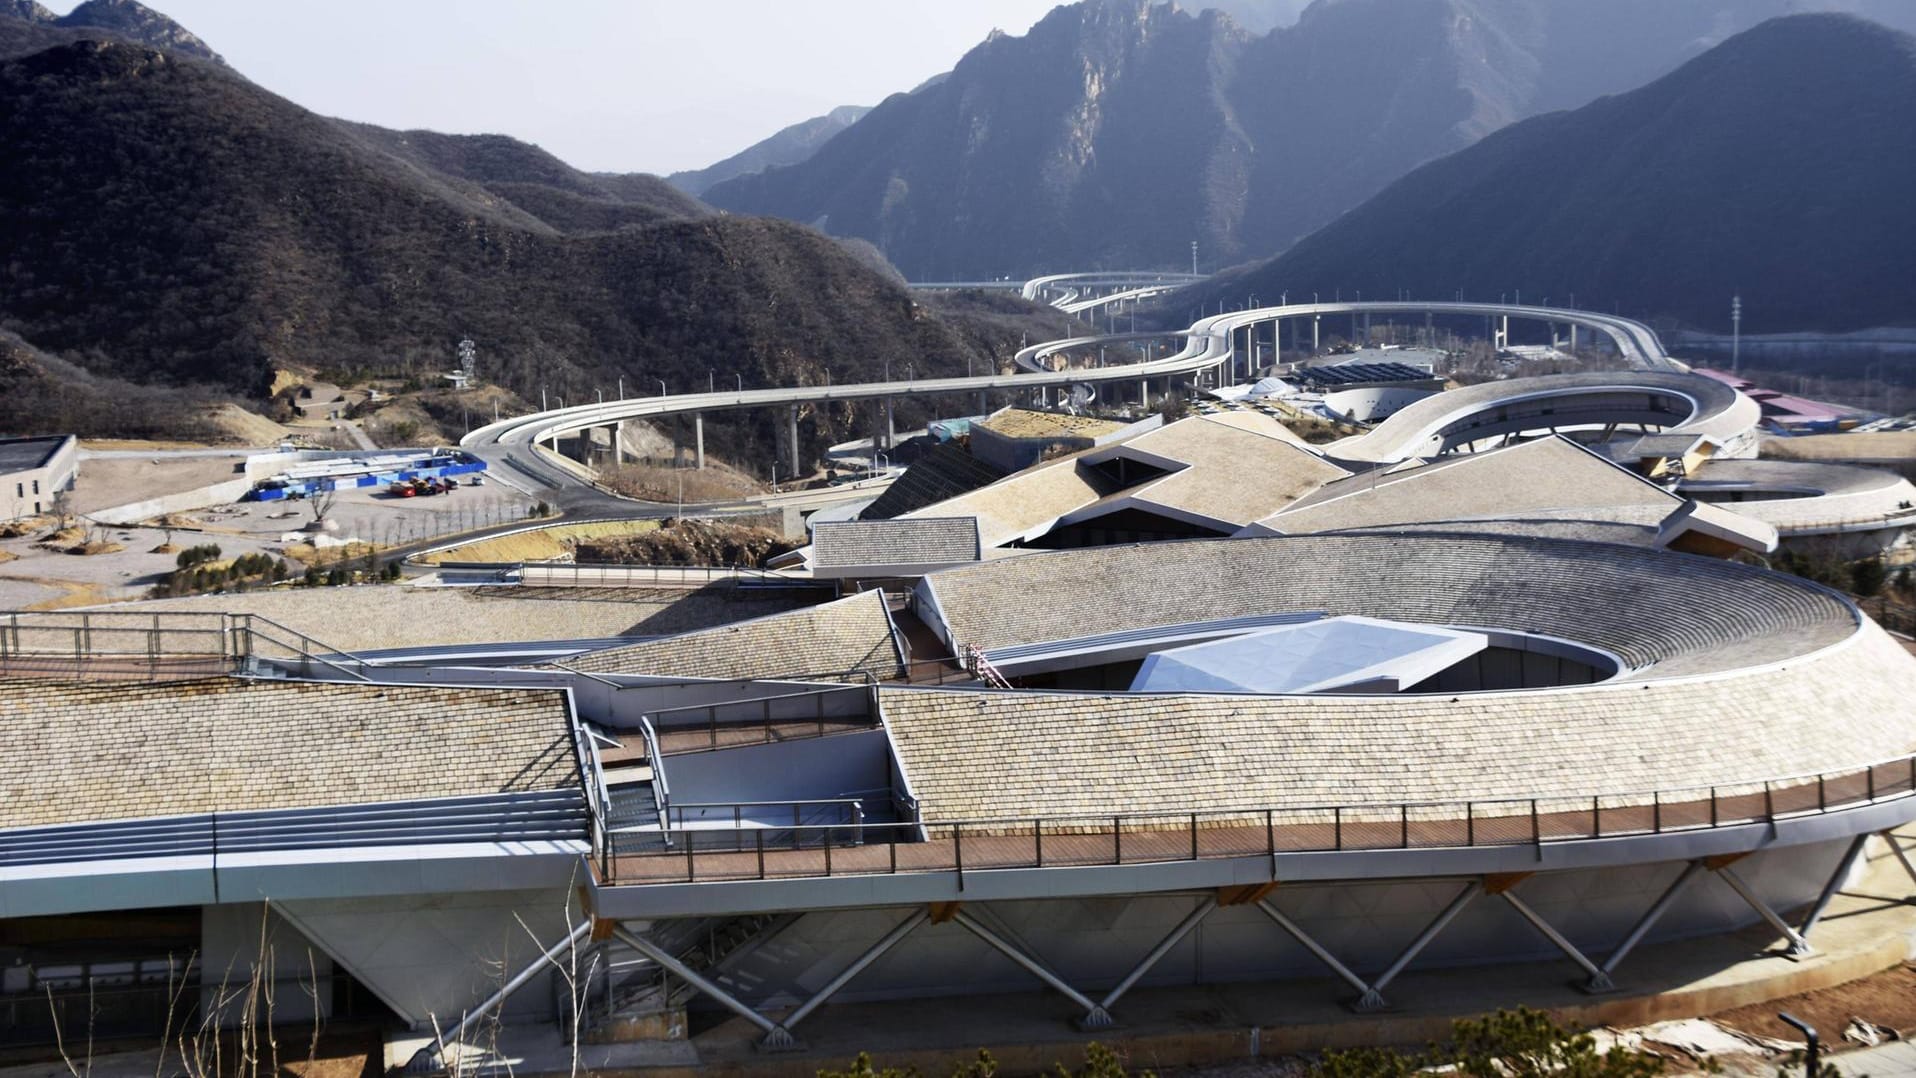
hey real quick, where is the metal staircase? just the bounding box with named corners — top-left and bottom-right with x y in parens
top-left (566, 913), bottom-right (797, 1041)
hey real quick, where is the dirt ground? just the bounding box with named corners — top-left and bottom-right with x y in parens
top-left (1711, 961), bottom-right (1916, 1049)
top-left (68, 453), bottom-right (250, 514)
top-left (0, 519), bottom-right (285, 610)
top-left (415, 519), bottom-right (661, 564)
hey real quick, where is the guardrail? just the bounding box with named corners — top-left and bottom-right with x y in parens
top-left (0, 610), bottom-right (382, 683)
top-left (0, 790), bottom-right (589, 868)
top-left (641, 683), bottom-right (880, 755)
top-left (602, 753), bottom-right (1916, 886)
top-left (514, 561), bottom-right (820, 589)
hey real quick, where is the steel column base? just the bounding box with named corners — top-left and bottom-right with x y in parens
top-left (1580, 971), bottom-right (1617, 994)
top-left (757, 1028), bottom-right (801, 1052)
top-left (1351, 989), bottom-right (1388, 1012)
top-left (1075, 1008), bottom-right (1116, 1030)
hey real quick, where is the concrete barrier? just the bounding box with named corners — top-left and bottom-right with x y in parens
top-left (88, 478), bottom-right (255, 526)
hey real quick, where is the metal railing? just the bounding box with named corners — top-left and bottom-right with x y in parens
top-left (660, 799), bottom-right (866, 842)
top-left (0, 610), bottom-right (233, 681)
top-left (0, 790), bottom-right (588, 868)
top-left (602, 752), bottom-right (1916, 886)
top-left (513, 561), bottom-right (817, 589)
top-left (640, 683), bottom-right (880, 755)
top-left (0, 611), bottom-right (379, 683)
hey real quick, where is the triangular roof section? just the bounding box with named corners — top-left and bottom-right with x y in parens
top-left (1243, 434), bottom-right (1772, 553)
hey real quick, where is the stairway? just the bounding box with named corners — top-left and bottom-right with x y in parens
top-left (572, 913), bottom-right (796, 1043)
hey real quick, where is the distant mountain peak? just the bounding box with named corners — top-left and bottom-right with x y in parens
top-left (1, 0), bottom-right (225, 65)
top-left (1, 1), bottom-right (56, 22)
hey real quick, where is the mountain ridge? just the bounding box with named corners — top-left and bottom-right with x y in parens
top-left (1188, 13), bottom-right (1916, 333)
top-left (703, 0), bottom-right (1916, 280)
top-left (0, 35), bottom-right (1061, 455)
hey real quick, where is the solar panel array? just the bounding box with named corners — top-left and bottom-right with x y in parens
top-left (1293, 363), bottom-right (1433, 387)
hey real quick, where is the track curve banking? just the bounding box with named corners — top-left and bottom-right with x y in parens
top-left (464, 289), bottom-right (1723, 491)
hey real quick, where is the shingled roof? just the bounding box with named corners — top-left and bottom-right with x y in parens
top-left (564, 590), bottom-right (902, 680)
top-left (880, 622), bottom-right (1916, 823)
top-left (0, 678), bottom-right (578, 830)
top-left (1252, 437), bottom-right (1684, 536)
top-left (918, 532), bottom-right (1855, 679)
top-left (813, 517), bottom-right (981, 572)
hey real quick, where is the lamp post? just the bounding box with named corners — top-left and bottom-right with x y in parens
top-left (736, 373), bottom-right (743, 392)
top-left (708, 370), bottom-right (715, 393)
top-left (656, 379), bottom-right (666, 397)
top-left (1732, 294), bottom-right (1743, 375)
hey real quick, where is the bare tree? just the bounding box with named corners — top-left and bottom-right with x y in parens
top-left (309, 489), bottom-right (337, 528)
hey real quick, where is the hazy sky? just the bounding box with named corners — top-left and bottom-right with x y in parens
top-left (43, 1), bottom-right (1063, 175)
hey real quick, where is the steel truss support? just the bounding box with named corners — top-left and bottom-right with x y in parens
top-left (951, 908), bottom-right (1115, 1029)
top-left (1884, 830), bottom-right (1916, 891)
top-left (1254, 898), bottom-right (1377, 1003)
top-left (407, 921), bottom-right (592, 1071)
top-left (1800, 834), bottom-right (1872, 939)
top-left (1495, 884), bottom-right (1613, 992)
top-left (1096, 896), bottom-right (1216, 1015)
top-left (1712, 863), bottom-right (1813, 958)
top-left (1257, 881), bottom-right (1481, 1012)
top-left (1357, 880), bottom-right (1482, 1011)
top-left (611, 924), bottom-right (794, 1046)
top-left (1598, 861), bottom-right (1702, 988)
top-left (778, 909), bottom-right (927, 1040)
top-left (615, 911), bottom-right (930, 1051)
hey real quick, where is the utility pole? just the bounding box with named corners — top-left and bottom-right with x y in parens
top-left (1731, 294), bottom-right (1743, 375)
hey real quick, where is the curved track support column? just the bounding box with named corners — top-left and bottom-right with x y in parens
top-left (950, 908), bottom-right (1112, 1029)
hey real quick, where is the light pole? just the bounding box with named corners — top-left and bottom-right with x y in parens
top-left (708, 370), bottom-right (715, 393)
top-left (1190, 240), bottom-right (1197, 275)
top-left (617, 376), bottom-right (624, 400)
top-left (735, 373), bottom-right (742, 392)
top-left (656, 379), bottom-right (666, 397)
top-left (596, 387), bottom-right (602, 403)
top-left (1731, 294), bottom-right (1743, 375)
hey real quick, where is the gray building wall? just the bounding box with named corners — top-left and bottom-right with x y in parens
top-left (201, 902), bottom-right (335, 1028)
top-left (272, 886), bottom-right (578, 1030)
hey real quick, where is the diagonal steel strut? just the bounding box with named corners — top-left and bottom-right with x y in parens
top-left (951, 908), bottom-right (1114, 1028)
top-left (1357, 880), bottom-right (1482, 1011)
top-left (1714, 866), bottom-right (1812, 958)
top-left (1799, 835), bottom-right (1871, 939)
top-left (611, 924), bottom-right (796, 1047)
top-left (1497, 886), bottom-right (1613, 992)
top-left (1255, 898), bottom-right (1379, 1003)
top-left (1097, 896), bottom-right (1216, 1014)
top-left (1599, 860), bottom-right (1702, 987)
